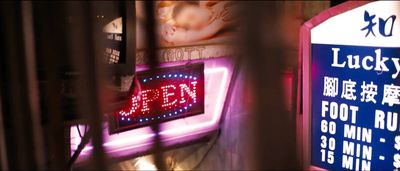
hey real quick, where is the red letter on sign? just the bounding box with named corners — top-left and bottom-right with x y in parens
top-left (161, 84), bottom-right (177, 109)
top-left (141, 89), bottom-right (160, 113)
top-left (179, 81), bottom-right (197, 104)
top-left (119, 95), bottom-right (140, 117)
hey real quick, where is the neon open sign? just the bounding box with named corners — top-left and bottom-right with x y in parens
top-left (111, 63), bottom-right (205, 133)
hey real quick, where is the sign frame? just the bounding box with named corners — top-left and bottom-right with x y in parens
top-left (108, 63), bottom-right (205, 134)
top-left (298, 1), bottom-right (371, 170)
top-left (70, 56), bottom-right (236, 165)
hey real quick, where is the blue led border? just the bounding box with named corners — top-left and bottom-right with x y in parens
top-left (142, 73), bottom-right (197, 83)
top-left (120, 72), bottom-right (198, 123)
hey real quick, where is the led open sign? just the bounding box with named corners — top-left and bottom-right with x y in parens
top-left (111, 63), bottom-right (205, 133)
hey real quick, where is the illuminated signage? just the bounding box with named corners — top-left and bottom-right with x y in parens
top-left (110, 63), bottom-right (205, 133)
top-left (301, 1), bottom-right (400, 170)
top-left (70, 57), bottom-right (234, 164)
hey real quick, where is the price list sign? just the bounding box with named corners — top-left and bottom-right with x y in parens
top-left (304, 1), bottom-right (400, 170)
top-left (312, 45), bottom-right (400, 170)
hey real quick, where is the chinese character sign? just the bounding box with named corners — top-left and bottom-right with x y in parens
top-left (306, 1), bottom-right (400, 170)
top-left (361, 10), bottom-right (396, 38)
top-left (311, 44), bottom-right (400, 170)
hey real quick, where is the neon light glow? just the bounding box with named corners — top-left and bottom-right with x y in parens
top-left (70, 58), bottom-right (234, 163)
top-left (112, 63), bottom-right (205, 132)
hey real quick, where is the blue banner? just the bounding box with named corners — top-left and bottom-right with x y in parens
top-left (311, 44), bottom-right (400, 170)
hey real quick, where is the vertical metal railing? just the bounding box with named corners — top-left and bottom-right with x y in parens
top-left (0, 1), bottom-right (304, 170)
top-left (21, 1), bottom-right (46, 170)
top-left (31, 2), bottom-right (69, 169)
top-left (0, 2), bottom-right (39, 170)
top-left (143, 1), bottom-right (166, 170)
top-left (238, 1), bottom-right (299, 170)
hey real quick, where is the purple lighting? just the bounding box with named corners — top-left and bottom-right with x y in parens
top-left (70, 58), bottom-right (234, 163)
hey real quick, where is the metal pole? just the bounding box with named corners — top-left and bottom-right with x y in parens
top-left (143, 1), bottom-right (166, 170)
top-left (238, 1), bottom-right (300, 169)
top-left (21, 2), bottom-right (46, 169)
top-left (0, 1), bottom-right (41, 169)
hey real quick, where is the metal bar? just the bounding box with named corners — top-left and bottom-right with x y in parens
top-left (238, 1), bottom-right (300, 170)
top-left (0, 2), bottom-right (39, 169)
top-left (63, 1), bottom-right (108, 169)
top-left (68, 128), bottom-right (92, 168)
top-left (31, 2), bottom-right (68, 169)
top-left (85, 2), bottom-right (107, 169)
top-left (21, 2), bottom-right (46, 170)
top-left (143, 1), bottom-right (166, 170)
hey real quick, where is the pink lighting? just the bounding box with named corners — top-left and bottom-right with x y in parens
top-left (70, 58), bottom-right (234, 164)
top-left (160, 67), bottom-right (228, 135)
top-left (112, 63), bottom-right (205, 132)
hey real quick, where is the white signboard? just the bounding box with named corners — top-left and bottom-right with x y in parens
top-left (302, 1), bottom-right (400, 170)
